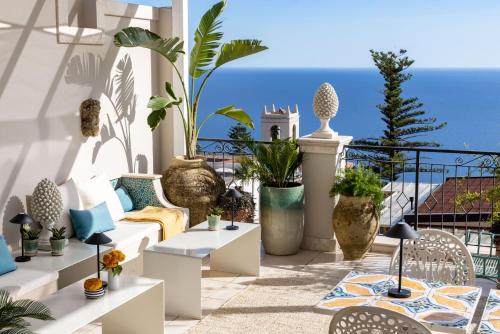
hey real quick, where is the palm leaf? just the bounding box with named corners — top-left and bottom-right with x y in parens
top-left (215, 39), bottom-right (268, 68)
top-left (0, 290), bottom-right (53, 334)
top-left (238, 140), bottom-right (301, 188)
top-left (215, 106), bottom-right (254, 129)
top-left (189, 1), bottom-right (225, 78)
top-left (114, 27), bottom-right (184, 64)
top-left (114, 55), bottom-right (135, 122)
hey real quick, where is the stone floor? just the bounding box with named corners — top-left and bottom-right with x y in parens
top-left (75, 250), bottom-right (496, 334)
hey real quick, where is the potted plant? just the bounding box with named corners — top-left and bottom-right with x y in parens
top-left (238, 139), bottom-right (304, 255)
top-left (101, 250), bottom-right (126, 291)
top-left (329, 166), bottom-right (384, 260)
top-left (22, 225), bottom-right (40, 257)
top-left (0, 289), bottom-right (53, 332)
top-left (49, 226), bottom-right (66, 256)
top-left (114, 0), bottom-right (268, 226)
top-left (207, 207), bottom-right (224, 231)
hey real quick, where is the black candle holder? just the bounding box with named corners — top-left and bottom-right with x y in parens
top-left (224, 188), bottom-right (242, 231)
top-left (384, 220), bottom-right (419, 298)
top-left (10, 214), bottom-right (34, 262)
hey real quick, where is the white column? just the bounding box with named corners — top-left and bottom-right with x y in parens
top-left (298, 135), bottom-right (352, 252)
top-left (157, 0), bottom-right (188, 173)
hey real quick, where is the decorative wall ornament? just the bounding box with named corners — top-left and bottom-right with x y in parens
top-left (312, 82), bottom-right (339, 139)
top-left (31, 178), bottom-right (63, 250)
top-left (80, 98), bottom-right (101, 137)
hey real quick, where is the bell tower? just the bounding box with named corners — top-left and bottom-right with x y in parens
top-left (260, 104), bottom-right (300, 141)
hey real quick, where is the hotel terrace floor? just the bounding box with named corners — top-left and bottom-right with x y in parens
top-left (73, 249), bottom-right (495, 334)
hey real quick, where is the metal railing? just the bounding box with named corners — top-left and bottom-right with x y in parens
top-left (197, 138), bottom-right (264, 199)
top-left (341, 144), bottom-right (500, 236)
top-left (198, 138), bottom-right (499, 238)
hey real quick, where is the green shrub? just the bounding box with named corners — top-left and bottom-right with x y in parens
top-left (330, 166), bottom-right (384, 216)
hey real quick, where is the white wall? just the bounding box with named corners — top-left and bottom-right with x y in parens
top-left (0, 0), bottom-right (185, 249)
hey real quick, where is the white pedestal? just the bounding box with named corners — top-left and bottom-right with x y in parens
top-left (297, 135), bottom-right (352, 252)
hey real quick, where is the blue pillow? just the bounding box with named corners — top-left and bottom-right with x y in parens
top-left (0, 236), bottom-right (16, 275)
top-left (115, 187), bottom-right (134, 212)
top-left (70, 202), bottom-right (116, 241)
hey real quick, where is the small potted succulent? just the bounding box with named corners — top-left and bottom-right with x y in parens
top-left (207, 207), bottom-right (224, 231)
top-left (22, 225), bottom-right (40, 257)
top-left (83, 278), bottom-right (104, 299)
top-left (101, 250), bottom-right (126, 291)
top-left (49, 226), bottom-right (66, 256)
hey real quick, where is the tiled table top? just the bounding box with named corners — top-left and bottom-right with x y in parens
top-left (479, 289), bottom-right (500, 334)
top-left (314, 271), bottom-right (482, 334)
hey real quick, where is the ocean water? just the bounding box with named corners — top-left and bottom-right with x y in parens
top-left (196, 68), bottom-right (500, 152)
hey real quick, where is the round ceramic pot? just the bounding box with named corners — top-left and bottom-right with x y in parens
top-left (50, 239), bottom-right (65, 256)
top-left (260, 184), bottom-right (305, 256)
top-left (208, 215), bottom-right (221, 231)
top-left (162, 156), bottom-right (225, 227)
top-left (108, 271), bottom-right (121, 291)
top-left (23, 239), bottom-right (38, 257)
top-left (332, 195), bottom-right (379, 260)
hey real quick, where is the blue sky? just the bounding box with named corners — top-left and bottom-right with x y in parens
top-left (122, 0), bottom-right (500, 68)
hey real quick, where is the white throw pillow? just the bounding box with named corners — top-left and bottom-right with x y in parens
top-left (56, 179), bottom-right (82, 238)
top-left (76, 173), bottom-right (125, 222)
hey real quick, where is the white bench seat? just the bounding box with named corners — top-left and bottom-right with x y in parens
top-left (0, 172), bottom-right (188, 301)
top-left (0, 268), bottom-right (57, 300)
top-left (1, 239), bottom-right (111, 299)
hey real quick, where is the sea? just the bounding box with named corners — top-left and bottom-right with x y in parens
top-left (196, 68), bottom-right (500, 154)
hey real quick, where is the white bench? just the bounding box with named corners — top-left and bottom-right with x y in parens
top-left (144, 221), bottom-right (260, 319)
top-left (0, 173), bottom-right (189, 300)
top-left (30, 274), bottom-right (164, 334)
top-left (2, 239), bottom-right (112, 299)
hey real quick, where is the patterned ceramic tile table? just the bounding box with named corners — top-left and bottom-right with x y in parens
top-left (478, 289), bottom-right (500, 334)
top-left (314, 271), bottom-right (482, 334)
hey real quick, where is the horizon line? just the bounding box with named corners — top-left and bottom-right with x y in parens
top-left (219, 66), bottom-right (500, 70)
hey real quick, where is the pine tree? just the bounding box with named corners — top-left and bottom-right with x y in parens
top-left (228, 123), bottom-right (253, 154)
top-left (356, 49), bottom-right (446, 180)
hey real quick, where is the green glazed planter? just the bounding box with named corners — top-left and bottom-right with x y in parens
top-left (207, 215), bottom-right (221, 231)
top-left (260, 184), bottom-right (305, 255)
top-left (24, 239), bottom-right (38, 257)
top-left (50, 239), bottom-right (66, 256)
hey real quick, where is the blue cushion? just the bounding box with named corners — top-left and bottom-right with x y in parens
top-left (115, 187), bottom-right (134, 212)
top-left (0, 236), bottom-right (16, 275)
top-left (70, 202), bottom-right (116, 241)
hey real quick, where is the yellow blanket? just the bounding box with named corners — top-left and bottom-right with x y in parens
top-left (125, 206), bottom-right (184, 241)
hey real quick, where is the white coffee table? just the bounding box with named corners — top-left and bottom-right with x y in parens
top-left (30, 274), bottom-right (164, 334)
top-left (144, 221), bottom-right (261, 319)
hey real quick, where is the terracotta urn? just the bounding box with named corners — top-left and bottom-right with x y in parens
top-left (162, 156), bottom-right (225, 227)
top-left (332, 195), bottom-right (379, 260)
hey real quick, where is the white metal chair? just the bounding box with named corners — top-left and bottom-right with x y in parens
top-left (389, 229), bottom-right (475, 286)
top-left (329, 306), bottom-right (431, 334)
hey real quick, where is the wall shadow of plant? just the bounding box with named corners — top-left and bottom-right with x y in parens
top-left (65, 53), bottom-right (146, 173)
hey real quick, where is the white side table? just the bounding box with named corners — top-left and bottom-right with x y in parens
top-left (144, 221), bottom-right (260, 319)
top-left (30, 274), bottom-right (164, 334)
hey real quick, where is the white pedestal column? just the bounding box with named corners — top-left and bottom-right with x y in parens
top-left (298, 135), bottom-right (352, 252)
